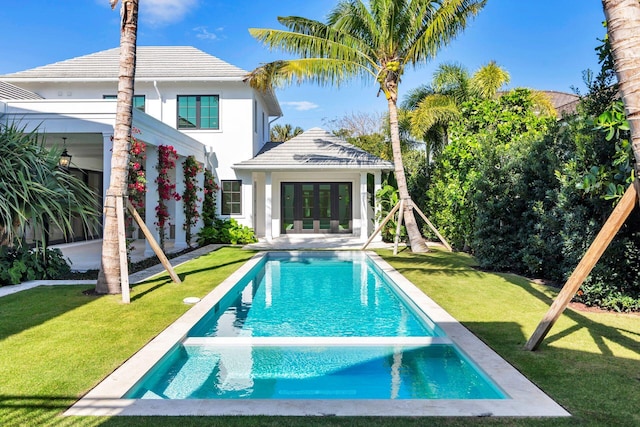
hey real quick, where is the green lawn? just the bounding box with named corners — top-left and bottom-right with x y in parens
top-left (0, 247), bottom-right (638, 426)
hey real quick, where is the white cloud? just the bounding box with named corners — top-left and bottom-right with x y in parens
top-left (138, 0), bottom-right (199, 26)
top-left (193, 26), bottom-right (224, 41)
top-left (281, 101), bottom-right (319, 111)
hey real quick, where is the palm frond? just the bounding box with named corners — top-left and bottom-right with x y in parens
top-left (404, 0), bottom-right (486, 65)
top-left (246, 58), bottom-right (371, 91)
top-left (409, 93), bottom-right (460, 137)
top-left (401, 84), bottom-right (435, 109)
top-left (471, 60), bottom-right (511, 99)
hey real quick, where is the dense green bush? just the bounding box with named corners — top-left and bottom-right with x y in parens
top-left (197, 218), bottom-right (257, 245)
top-left (421, 42), bottom-right (640, 311)
top-left (0, 243), bottom-right (71, 285)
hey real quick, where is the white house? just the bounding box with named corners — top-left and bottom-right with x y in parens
top-left (0, 46), bottom-right (391, 253)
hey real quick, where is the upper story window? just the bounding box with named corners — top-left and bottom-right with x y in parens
top-left (103, 94), bottom-right (145, 112)
top-left (177, 95), bottom-right (219, 130)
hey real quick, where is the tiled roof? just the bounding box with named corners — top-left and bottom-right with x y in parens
top-left (542, 90), bottom-right (580, 116)
top-left (233, 127), bottom-right (395, 171)
top-left (0, 81), bottom-right (43, 100)
top-left (0, 46), bottom-right (248, 81)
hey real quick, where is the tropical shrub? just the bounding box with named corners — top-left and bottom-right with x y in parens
top-left (197, 218), bottom-right (257, 245)
top-left (0, 123), bottom-right (100, 246)
top-left (0, 243), bottom-right (70, 285)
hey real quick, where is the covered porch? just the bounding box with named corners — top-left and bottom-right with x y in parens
top-left (0, 98), bottom-right (207, 255)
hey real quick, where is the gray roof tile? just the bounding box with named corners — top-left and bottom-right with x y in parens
top-left (233, 127), bottom-right (395, 171)
top-left (0, 81), bottom-right (43, 100)
top-left (0, 46), bottom-right (248, 81)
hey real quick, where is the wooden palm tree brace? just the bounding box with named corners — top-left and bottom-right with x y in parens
top-left (525, 181), bottom-right (638, 351)
top-left (361, 200), bottom-right (402, 250)
top-left (361, 199), bottom-right (453, 252)
top-left (126, 199), bottom-right (182, 285)
top-left (114, 194), bottom-right (130, 303)
top-left (410, 201), bottom-right (453, 252)
top-left (393, 199), bottom-right (406, 255)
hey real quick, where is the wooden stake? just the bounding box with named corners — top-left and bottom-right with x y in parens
top-left (412, 203), bottom-right (453, 252)
top-left (524, 183), bottom-right (637, 351)
top-left (393, 199), bottom-right (405, 255)
top-left (115, 195), bottom-right (130, 303)
top-left (126, 200), bottom-right (182, 284)
top-left (361, 201), bottom-right (401, 250)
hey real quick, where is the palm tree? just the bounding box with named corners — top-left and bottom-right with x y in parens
top-left (246, 0), bottom-right (486, 252)
top-left (270, 123), bottom-right (304, 142)
top-left (602, 0), bottom-right (640, 169)
top-left (96, 0), bottom-right (139, 294)
top-left (405, 61), bottom-right (510, 161)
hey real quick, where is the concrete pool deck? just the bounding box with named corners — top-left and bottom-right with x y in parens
top-left (64, 250), bottom-right (570, 418)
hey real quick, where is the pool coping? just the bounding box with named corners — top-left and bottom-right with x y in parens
top-left (65, 251), bottom-right (570, 418)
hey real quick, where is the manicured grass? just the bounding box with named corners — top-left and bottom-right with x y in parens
top-left (0, 247), bottom-right (639, 426)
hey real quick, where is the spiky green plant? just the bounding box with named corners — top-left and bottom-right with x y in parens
top-left (0, 122), bottom-right (100, 248)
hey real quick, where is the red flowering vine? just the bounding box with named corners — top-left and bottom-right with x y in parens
top-left (182, 156), bottom-right (202, 245)
top-left (202, 169), bottom-right (219, 227)
top-left (155, 144), bottom-right (181, 248)
top-left (126, 129), bottom-right (146, 255)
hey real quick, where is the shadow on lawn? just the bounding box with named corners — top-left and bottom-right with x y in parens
top-left (381, 249), bottom-right (485, 279)
top-left (0, 286), bottom-right (99, 342)
top-left (514, 278), bottom-right (640, 357)
top-left (129, 255), bottom-right (255, 302)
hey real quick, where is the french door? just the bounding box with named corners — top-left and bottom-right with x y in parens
top-left (281, 182), bottom-right (352, 233)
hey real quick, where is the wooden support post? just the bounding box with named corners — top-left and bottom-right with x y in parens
top-left (524, 183), bottom-right (637, 351)
top-left (412, 203), bottom-right (453, 252)
top-left (115, 195), bottom-right (130, 304)
top-left (361, 201), bottom-right (401, 251)
top-left (393, 199), bottom-right (406, 256)
top-left (126, 200), bottom-right (182, 284)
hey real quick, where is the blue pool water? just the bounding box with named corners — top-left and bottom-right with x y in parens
top-left (125, 252), bottom-right (506, 400)
top-left (188, 252), bottom-right (441, 337)
top-left (127, 344), bottom-right (504, 399)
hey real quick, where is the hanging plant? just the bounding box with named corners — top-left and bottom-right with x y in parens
top-left (202, 169), bottom-right (219, 227)
top-left (182, 155), bottom-right (202, 245)
top-left (155, 144), bottom-right (181, 249)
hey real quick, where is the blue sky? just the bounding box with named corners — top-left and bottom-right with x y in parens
top-left (1, 1), bottom-right (606, 130)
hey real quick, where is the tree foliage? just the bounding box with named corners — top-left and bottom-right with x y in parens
top-left (270, 124), bottom-right (303, 142)
top-left (423, 40), bottom-right (640, 311)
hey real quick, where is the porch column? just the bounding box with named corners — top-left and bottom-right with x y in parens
top-left (265, 171), bottom-right (273, 240)
top-left (144, 145), bottom-right (160, 257)
top-left (173, 157), bottom-right (188, 249)
top-left (360, 172), bottom-right (368, 241)
top-left (372, 171), bottom-right (383, 242)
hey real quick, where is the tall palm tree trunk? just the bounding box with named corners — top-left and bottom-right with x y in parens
top-left (387, 88), bottom-right (429, 253)
top-left (96, 0), bottom-right (139, 294)
top-left (603, 0), bottom-right (640, 170)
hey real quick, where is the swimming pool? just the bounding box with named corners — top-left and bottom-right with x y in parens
top-left (66, 251), bottom-right (570, 417)
top-left (124, 252), bottom-right (503, 400)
